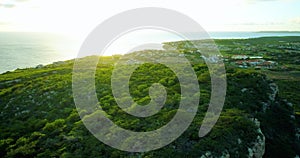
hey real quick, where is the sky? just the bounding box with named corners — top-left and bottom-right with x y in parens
top-left (0, 0), bottom-right (300, 37)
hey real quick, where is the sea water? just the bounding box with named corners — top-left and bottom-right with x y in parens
top-left (0, 32), bottom-right (78, 73)
top-left (1, 31), bottom-right (300, 74)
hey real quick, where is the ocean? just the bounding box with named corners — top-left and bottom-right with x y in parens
top-left (0, 32), bottom-right (79, 74)
top-left (1, 31), bottom-right (300, 74)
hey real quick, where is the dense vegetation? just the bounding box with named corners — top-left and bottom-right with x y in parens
top-left (0, 37), bottom-right (299, 157)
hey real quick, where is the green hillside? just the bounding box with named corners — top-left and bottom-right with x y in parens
top-left (0, 37), bottom-right (299, 157)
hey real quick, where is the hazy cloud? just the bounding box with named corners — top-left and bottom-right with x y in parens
top-left (0, 22), bottom-right (9, 26)
top-left (246, 0), bottom-right (285, 4)
top-left (290, 17), bottom-right (300, 24)
top-left (0, 0), bottom-right (30, 8)
top-left (15, 0), bottom-right (30, 2)
top-left (247, 0), bottom-right (281, 2)
top-left (228, 21), bottom-right (284, 26)
top-left (0, 3), bottom-right (15, 8)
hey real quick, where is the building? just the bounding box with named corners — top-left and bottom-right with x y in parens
top-left (231, 55), bottom-right (249, 60)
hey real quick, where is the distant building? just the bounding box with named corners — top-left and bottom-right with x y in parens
top-left (235, 60), bottom-right (246, 66)
top-left (231, 55), bottom-right (248, 60)
top-left (235, 58), bottom-right (277, 69)
top-left (247, 59), bottom-right (262, 66)
top-left (249, 56), bottom-right (263, 59)
top-left (258, 61), bottom-right (277, 68)
top-left (202, 55), bottom-right (222, 63)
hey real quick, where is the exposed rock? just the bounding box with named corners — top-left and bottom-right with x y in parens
top-left (238, 138), bottom-right (242, 144)
top-left (261, 102), bottom-right (269, 113)
top-left (248, 148), bottom-right (254, 158)
top-left (200, 150), bottom-right (230, 158)
top-left (248, 135), bottom-right (265, 158)
top-left (241, 88), bottom-right (248, 93)
top-left (205, 151), bottom-right (212, 157)
top-left (268, 83), bottom-right (278, 102)
top-left (296, 128), bottom-right (300, 140)
top-left (248, 119), bottom-right (265, 158)
top-left (35, 64), bottom-right (43, 69)
top-left (21, 110), bottom-right (30, 114)
top-left (260, 82), bottom-right (279, 113)
top-left (220, 152), bottom-right (230, 158)
top-left (200, 151), bottom-right (212, 158)
top-left (287, 102), bottom-right (293, 107)
top-left (291, 115), bottom-right (296, 120)
top-left (53, 61), bottom-right (65, 65)
top-left (4, 79), bottom-right (22, 84)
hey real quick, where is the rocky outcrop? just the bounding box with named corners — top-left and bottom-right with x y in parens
top-left (261, 82), bottom-right (279, 112)
top-left (247, 119), bottom-right (265, 158)
top-left (199, 118), bottom-right (265, 158)
top-left (268, 82), bottom-right (278, 102)
top-left (296, 128), bottom-right (300, 141)
top-left (200, 151), bottom-right (230, 158)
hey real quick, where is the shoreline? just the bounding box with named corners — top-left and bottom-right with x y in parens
top-left (1, 36), bottom-right (299, 75)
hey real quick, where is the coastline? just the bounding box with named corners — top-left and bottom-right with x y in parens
top-left (1, 36), bottom-right (300, 74)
